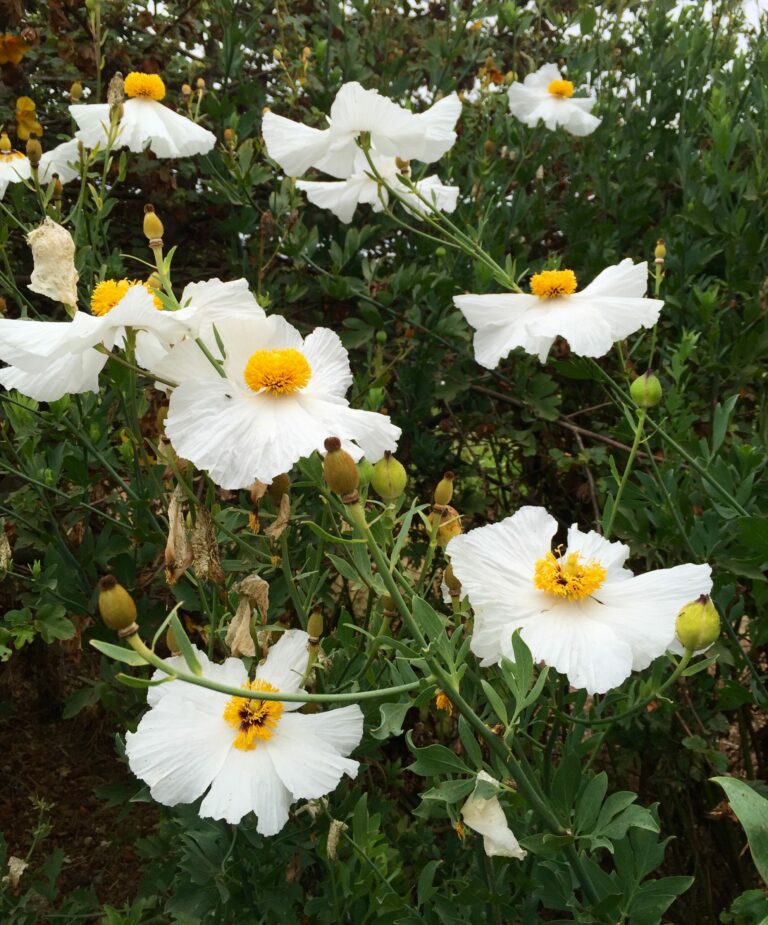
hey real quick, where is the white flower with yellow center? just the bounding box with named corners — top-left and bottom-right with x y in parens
top-left (0, 132), bottom-right (31, 198)
top-left (461, 771), bottom-right (527, 859)
top-left (507, 64), bottom-right (601, 136)
top-left (153, 314), bottom-right (401, 488)
top-left (447, 506), bottom-right (712, 695)
top-left (453, 259), bottom-right (664, 368)
top-left (296, 150), bottom-right (458, 223)
top-left (125, 631), bottom-right (364, 833)
top-left (263, 81), bottom-right (461, 179)
top-left (70, 72), bottom-right (216, 159)
top-left (0, 278), bottom-right (262, 402)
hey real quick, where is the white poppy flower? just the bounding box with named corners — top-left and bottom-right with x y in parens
top-left (262, 81), bottom-right (461, 179)
top-left (461, 771), bottom-right (527, 859)
top-left (154, 313), bottom-right (400, 488)
top-left (0, 132), bottom-right (31, 198)
top-left (453, 259), bottom-right (664, 367)
top-left (70, 72), bottom-right (216, 159)
top-left (507, 64), bottom-right (601, 136)
top-left (447, 506), bottom-right (712, 695)
top-left (38, 138), bottom-right (82, 184)
top-left (296, 150), bottom-right (458, 223)
top-left (125, 630), bottom-right (364, 833)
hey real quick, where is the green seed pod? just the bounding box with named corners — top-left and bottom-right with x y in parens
top-left (370, 451), bottom-right (407, 501)
top-left (307, 610), bottom-right (324, 643)
top-left (323, 437), bottom-right (359, 498)
top-left (630, 371), bottom-right (663, 409)
top-left (675, 595), bottom-right (720, 651)
top-left (433, 471), bottom-right (455, 506)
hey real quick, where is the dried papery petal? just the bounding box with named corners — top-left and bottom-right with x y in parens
top-left (237, 571), bottom-right (270, 618)
top-left (265, 492), bottom-right (291, 541)
top-left (165, 485), bottom-right (192, 585)
top-left (191, 506), bottom-right (224, 584)
top-left (26, 218), bottom-right (79, 306)
top-left (225, 599), bottom-right (256, 657)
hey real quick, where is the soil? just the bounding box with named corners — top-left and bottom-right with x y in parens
top-left (0, 639), bottom-right (158, 916)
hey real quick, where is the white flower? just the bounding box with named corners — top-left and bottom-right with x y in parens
top-left (507, 64), bottom-right (601, 136)
top-left (461, 771), bottom-right (527, 859)
top-left (38, 138), bottom-right (82, 184)
top-left (0, 133), bottom-right (31, 198)
top-left (296, 150), bottom-right (458, 223)
top-left (70, 72), bottom-right (215, 159)
top-left (154, 313), bottom-right (400, 488)
top-left (453, 259), bottom-right (664, 367)
top-left (125, 630), bottom-right (364, 833)
top-left (262, 81), bottom-right (461, 179)
top-left (447, 506), bottom-right (712, 695)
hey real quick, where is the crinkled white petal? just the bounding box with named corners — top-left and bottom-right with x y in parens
top-left (296, 175), bottom-right (377, 223)
top-left (125, 693), bottom-right (234, 806)
top-left (262, 111), bottom-right (334, 178)
top-left (176, 277), bottom-right (265, 332)
top-left (265, 710), bottom-right (361, 799)
top-left (38, 139), bottom-right (82, 184)
top-left (461, 772), bottom-right (527, 859)
top-left (147, 647), bottom-right (248, 710)
top-left (0, 312), bottom-right (102, 370)
top-left (381, 92), bottom-right (461, 162)
top-left (199, 744), bottom-right (292, 831)
top-left (0, 346), bottom-right (108, 401)
top-left (117, 98), bottom-right (216, 158)
top-left (254, 629), bottom-right (310, 706)
top-left (399, 174), bottom-right (459, 215)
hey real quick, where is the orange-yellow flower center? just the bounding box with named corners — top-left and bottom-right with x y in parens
top-left (223, 680), bottom-right (284, 751)
top-left (90, 279), bottom-right (163, 316)
top-left (124, 72), bottom-right (166, 101)
top-left (534, 550), bottom-right (606, 601)
top-left (530, 269), bottom-right (578, 299)
top-left (547, 79), bottom-right (574, 98)
top-left (243, 348), bottom-right (311, 395)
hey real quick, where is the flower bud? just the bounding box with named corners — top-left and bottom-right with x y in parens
top-left (434, 471), bottom-right (455, 506)
top-left (307, 610), bottom-right (323, 644)
top-left (267, 473), bottom-right (290, 505)
top-left (69, 81), bottom-right (83, 101)
top-left (430, 505), bottom-right (462, 547)
top-left (98, 575), bottom-right (138, 632)
top-left (484, 138), bottom-right (495, 155)
top-left (630, 371), bottom-right (663, 409)
top-left (181, 83), bottom-right (192, 96)
top-left (370, 451), bottom-right (407, 501)
top-left (323, 437), bottom-right (359, 499)
top-left (654, 238), bottom-right (666, 262)
top-left (223, 127), bottom-right (235, 143)
top-left (395, 156), bottom-right (410, 172)
top-left (443, 563), bottom-right (461, 596)
top-left (143, 204), bottom-right (164, 241)
top-left (381, 593), bottom-right (396, 616)
top-left (675, 595), bottom-right (720, 651)
top-left (26, 136), bottom-right (41, 168)
top-left (196, 77), bottom-right (206, 89)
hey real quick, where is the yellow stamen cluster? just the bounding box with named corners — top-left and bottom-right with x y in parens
top-left (534, 550), bottom-right (606, 601)
top-left (547, 79), bottom-right (574, 98)
top-left (90, 279), bottom-right (163, 316)
top-left (435, 691), bottom-right (454, 715)
top-left (530, 269), bottom-right (578, 299)
top-left (124, 72), bottom-right (166, 101)
top-left (223, 680), bottom-right (284, 751)
top-left (244, 348), bottom-right (311, 395)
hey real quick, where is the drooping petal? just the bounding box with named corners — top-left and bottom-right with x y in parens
top-left (452, 293), bottom-right (543, 368)
top-left (262, 110), bottom-right (334, 177)
top-left (461, 772), bottom-right (527, 859)
top-left (118, 98), bottom-right (216, 158)
top-left (70, 103), bottom-right (117, 148)
top-left (198, 744), bottom-right (293, 832)
top-left (296, 175), bottom-right (376, 223)
top-left (267, 713), bottom-right (361, 799)
top-left (0, 347), bottom-right (108, 401)
top-left (401, 174), bottom-right (459, 215)
top-left (125, 694), bottom-right (234, 806)
top-left (0, 312), bottom-right (102, 370)
top-left (38, 138), bottom-right (82, 184)
top-left (383, 92), bottom-right (461, 163)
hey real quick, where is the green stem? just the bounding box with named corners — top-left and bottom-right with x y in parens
top-left (603, 409), bottom-right (646, 539)
top-left (124, 634), bottom-right (423, 703)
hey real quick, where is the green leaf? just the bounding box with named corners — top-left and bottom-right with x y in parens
top-left (169, 612), bottom-right (203, 676)
top-left (370, 701), bottom-right (411, 741)
top-left (90, 638), bottom-right (149, 666)
top-left (628, 875), bottom-right (693, 925)
top-left (407, 733), bottom-right (469, 777)
top-left (420, 779), bottom-right (475, 804)
top-left (712, 777), bottom-right (768, 883)
top-left (411, 596), bottom-right (447, 645)
top-left (480, 679), bottom-right (509, 725)
top-left (575, 772), bottom-right (608, 834)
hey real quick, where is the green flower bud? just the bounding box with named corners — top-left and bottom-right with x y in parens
top-left (98, 576), bottom-right (138, 632)
top-left (323, 437), bottom-right (359, 499)
top-left (630, 370), bottom-right (663, 409)
top-left (434, 471), bottom-right (455, 506)
top-left (307, 610), bottom-right (324, 643)
top-left (370, 451), bottom-right (407, 501)
top-left (676, 595), bottom-right (720, 651)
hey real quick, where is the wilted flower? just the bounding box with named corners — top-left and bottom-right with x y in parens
top-left (26, 218), bottom-right (79, 306)
top-left (0, 34), bottom-right (30, 66)
top-left (454, 259), bottom-right (664, 367)
top-left (262, 81), bottom-right (461, 179)
top-left (447, 506), bottom-right (712, 694)
top-left (461, 771), bottom-right (527, 859)
top-left (125, 631), bottom-right (364, 833)
top-left (70, 71), bottom-right (216, 158)
top-left (507, 64), bottom-right (601, 136)
top-left (153, 314), bottom-right (400, 488)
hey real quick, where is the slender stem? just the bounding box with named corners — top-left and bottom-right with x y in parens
top-left (124, 634), bottom-right (423, 703)
top-left (603, 409), bottom-right (646, 539)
